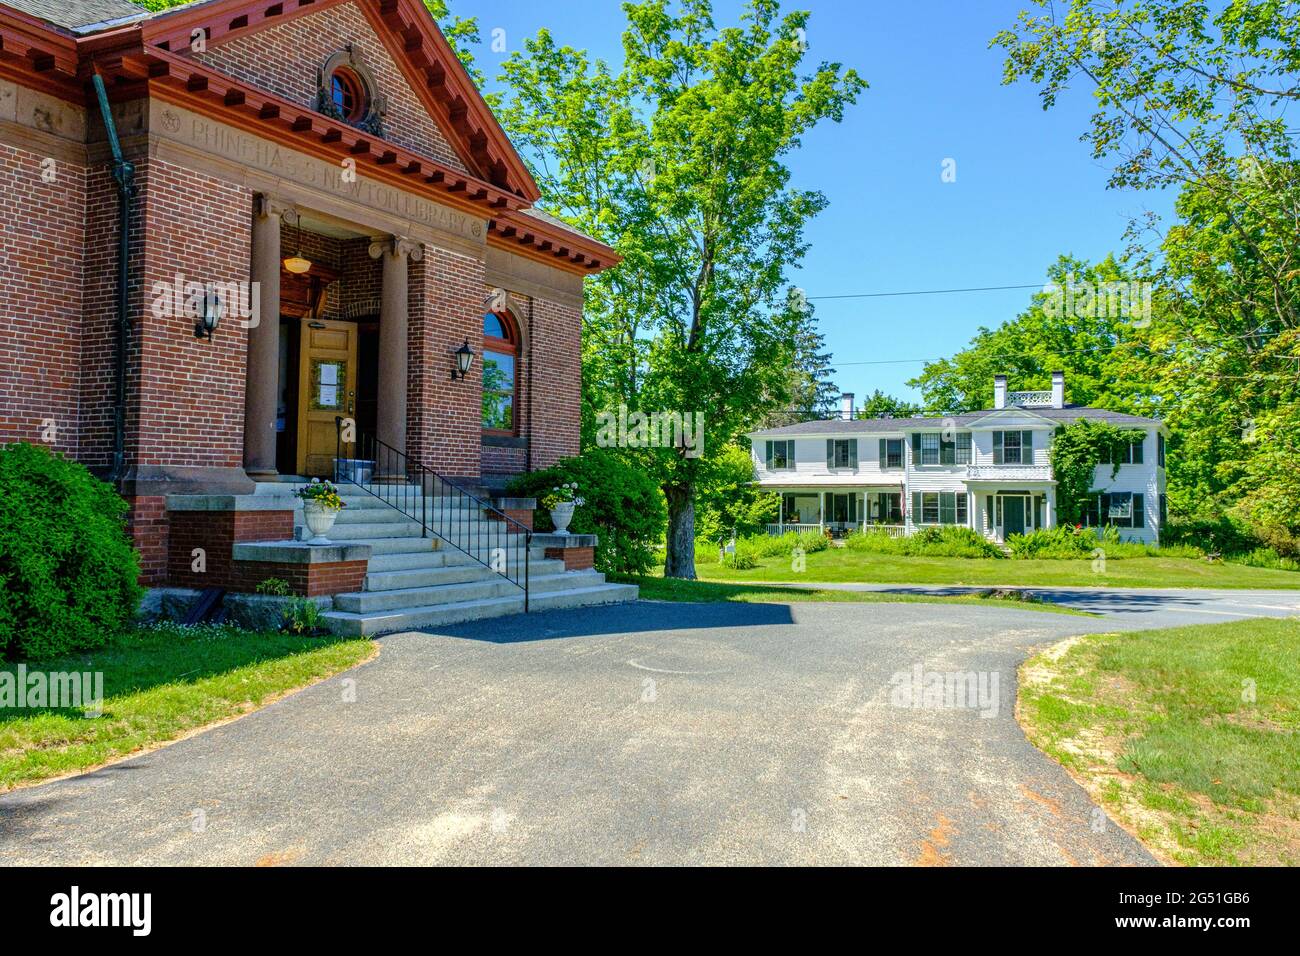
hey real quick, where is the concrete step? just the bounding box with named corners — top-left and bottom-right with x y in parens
top-left (343, 536), bottom-right (442, 556)
top-left (334, 570), bottom-right (605, 614)
top-left (365, 558), bottom-right (565, 592)
top-left (323, 582), bottom-right (639, 636)
top-left (316, 520), bottom-right (427, 540)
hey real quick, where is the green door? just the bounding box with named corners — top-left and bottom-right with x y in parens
top-left (1003, 496), bottom-right (1025, 537)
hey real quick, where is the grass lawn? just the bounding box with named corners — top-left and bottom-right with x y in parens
top-left (1018, 618), bottom-right (1300, 865)
top-left (0, 623), bottom-right (375, 791)
top-left (616, 573), bottom-right (1090, 615)
top-left (699, 548), bottom-right (1300, 589)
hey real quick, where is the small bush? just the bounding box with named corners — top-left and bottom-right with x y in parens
top-left (507, 448), bottom-right (666, 574)
top-left (846, 525), bottom-right (1003, 559)
top-left (1007, 526), bottom-right (1099, 559)
top-left (282, 598), bottom-right (326, 635)
top-left (1230, 547), bottom-right (1300, 572)
top-left (1163, 516), bottom-right (1258, 555)
top-left (0, 443), bottom-right (142, 660)
top-left (255, 577), bottom-right (292, 596)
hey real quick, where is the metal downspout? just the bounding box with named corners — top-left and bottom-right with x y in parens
top-left (91, 71), bottom-right (135, 484)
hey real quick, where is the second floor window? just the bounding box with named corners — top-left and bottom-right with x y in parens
top-left (1100, 439), bottom-right (1145, 465)
top-left (826, 438), bottom-right (858, 469)
top-left (879, 438), bottom-right (904, 469)
top-left (912, 432), bottom-right (970, 466)
top-left (993, 430), bottom-right (1034, 465)
top-left (765, 439), bottom-right (795, 470)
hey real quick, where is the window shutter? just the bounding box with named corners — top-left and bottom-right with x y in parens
top-left (1022, 431), bottom-right (1033, 461)
top-left (940, 438), bottom-right (954, 466)
top-left (1132, 493), bottom-right (1145, 528)
top-left (911, 434), bottom-right (921, 466)
top-left (993, 431), bottom-right (1003, 465)
top-left (1132, 439), bottom-right (1144, 464)
top-left (765, 441), bottom-right (773, 470)
top-left (911, 492), bottom-right (921, 522)
top-left (940, 492), bottom-right (955, 525)
top-left (849, 439), bottom-right (858, 468)
top-left (826, 440), bottom-right (835, 469)
top-left (879, 438), bottom-right (887, 469)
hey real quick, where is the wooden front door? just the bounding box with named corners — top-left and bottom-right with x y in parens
top-left (296, 318), bottom-right (358, 477)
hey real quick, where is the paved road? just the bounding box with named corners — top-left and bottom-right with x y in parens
top-left (0, 598), bottom-right (1242, 866)
top-left (761, 583), bottom-right (1300, 628)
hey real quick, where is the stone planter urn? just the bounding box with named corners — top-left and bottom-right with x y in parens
top-left (302, 500), bottom-right (340, 545)
top-left (549, 501), bottom-right (576, 535)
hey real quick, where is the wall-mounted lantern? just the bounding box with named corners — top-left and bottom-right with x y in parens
top-left (194, 289), bottom-right (223, 340)
top-left (452, 340), bottom-right (475, 381)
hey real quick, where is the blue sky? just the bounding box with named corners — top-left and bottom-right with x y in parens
top-left (459, 0), bottom-right (1176, 404)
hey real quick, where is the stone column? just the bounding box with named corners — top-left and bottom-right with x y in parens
top-left (369, 236), bottom-right (422, 473)
top-left (244, 194), bottom-right (284, 481)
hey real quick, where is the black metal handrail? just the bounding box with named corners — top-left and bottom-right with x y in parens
top-left (334, 417), bottom-right (532, 611)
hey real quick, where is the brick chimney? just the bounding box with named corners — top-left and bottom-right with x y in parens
top-left (1051, 370), bottom-right (1065, 408)
top-left (993, 375), bottom-right (1007, 410)
top-left (840, 392), bottom-right (855, 421)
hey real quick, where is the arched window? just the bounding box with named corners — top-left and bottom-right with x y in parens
top-left (330, 69), bottom-right (364, 122)
top-left (482, 311), bottom-right (519, 434)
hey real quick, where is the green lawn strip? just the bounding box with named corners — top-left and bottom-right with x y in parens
top-left (698, 549), bottom-right (1300, 589)
top-left (615, 573), bottom-right (1091, 615)
top-left (0, 623), bottom-right (375, 791)
top-left (1017, 618), bottom-right (1300, 866)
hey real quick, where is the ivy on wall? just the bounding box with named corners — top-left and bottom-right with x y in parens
top-left (1050, 420), bottom-right (1149, 526)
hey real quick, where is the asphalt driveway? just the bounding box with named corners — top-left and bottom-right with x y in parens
top-left (0, 598), bottom-right (1218, 866)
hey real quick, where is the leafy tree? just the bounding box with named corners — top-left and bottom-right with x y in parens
top-left (993, 0), bottom-right (1300, 542)
top-left (494, 0), bottom-right (866, 578)
top-left (908, 255), bottom-right (1149, 413)
top-left (856, 390), bottom-right (921, 420)
top-left (759, 292), bottom-right (840, 428)
top-left (693, 443), bottom-right (779, 542)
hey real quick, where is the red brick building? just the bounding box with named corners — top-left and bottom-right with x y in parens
top-left (0, 0), bottom-right (617, 588)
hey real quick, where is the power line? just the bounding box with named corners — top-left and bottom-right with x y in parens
top-left (807, 283), bottom-right (1045, 301)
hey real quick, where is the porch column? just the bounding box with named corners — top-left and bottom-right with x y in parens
top-left (243, 194), bottom-right (284, 481)
top-left (369, 236), bottom-right (423, 472)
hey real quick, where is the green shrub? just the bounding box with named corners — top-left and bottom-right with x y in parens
top-left (1230, 547), bottom-right (1300, 572)
top-left (507, 448), bottom-right (666, 574)
top-left (282, 598), bottom-right (326, 635)
top-left (908, 526), bottom-right (1005, 558)
top-left (1007, 526), bottom-right (1099, 559)
top-left (0, 443), bottom-right (142, 660)
top-left (1163, 515), bottom-right (1257, 555)
top-left (844, 525), bottom-right (1003, 558)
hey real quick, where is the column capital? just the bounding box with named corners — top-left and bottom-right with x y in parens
top-left (253, 193), bottom-right (296, 221)
top-left (368, 235), bottom-right (424, 262)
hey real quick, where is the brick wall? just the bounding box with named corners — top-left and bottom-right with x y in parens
top-left (135, 156), bottom-right (252, 469)
top-left (191, 1), bottom-right (468, 173)
top-left (167, 509), bottom-right (295, 588)
top-left (129, 495), bottom-right (170, 586)
top-left (0, 142), bottom-right (86, 457)
top-left (407, 246), bottom-right (485, 481)
top-left (526, 295), bottom-right (583, 469)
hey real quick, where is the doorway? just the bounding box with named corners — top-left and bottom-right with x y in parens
top-left (296, 318), bottom-right (358, 477)
top-left (1003, 495), bottom-right (1026, 537)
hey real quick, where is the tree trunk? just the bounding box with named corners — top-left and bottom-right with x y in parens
top-left (663, 483), bottom-right (697, 579)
